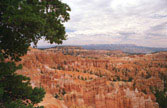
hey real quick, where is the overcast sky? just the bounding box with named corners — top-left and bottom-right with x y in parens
top-left (38, 0), bottom-right (167, 48)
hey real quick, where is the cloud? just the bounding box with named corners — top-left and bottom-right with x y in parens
top-left (146, 22), bottom-right (167, 38)
top-left (37, 0), bottom-right (167, 48)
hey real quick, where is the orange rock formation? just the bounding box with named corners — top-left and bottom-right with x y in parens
top-left (16, 47), bottom-right (166, 108)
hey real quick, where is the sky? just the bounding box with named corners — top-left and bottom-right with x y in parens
top-left (37, 0), bottom-right (167, 48)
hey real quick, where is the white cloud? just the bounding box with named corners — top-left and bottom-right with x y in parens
top-left (38, 0), bottom-right (167, 47)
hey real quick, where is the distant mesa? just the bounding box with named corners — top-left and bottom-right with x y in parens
top-left (38, 44), bottom-right (167, 54)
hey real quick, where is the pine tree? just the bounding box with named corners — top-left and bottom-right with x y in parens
top-left (0, 0), bottom-right (70, 107)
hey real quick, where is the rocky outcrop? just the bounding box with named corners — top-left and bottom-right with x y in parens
top-left (15, 47), bottom-right (166, 108)
top-left (63, 77), bottom-right (158, 108)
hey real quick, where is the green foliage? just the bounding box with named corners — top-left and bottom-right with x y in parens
top-left (54, 94), bottom-right (59, 99)
top-left (152, 74), bottom-right (167, 108)
top-left (146, 72), bottom-right (151, 79)
top-left (62, 88), bottom-right (66, 96)
top-left (81, 76), bottom-right (84, 80)
top-left (54, 88), bottom-right (66, 100)
top-left (133, 81), bottom-right (136, 89)
top-left (64, 61), bottom-right (67, 65)
top-left (0, 0), bottom-right (70, 107)
top-left (0, 0), bottom-right (70, 61)
top-left (128, 77), bottom-right (133, 82)
top-left (0, 61), bottom-right (46, 107)
top-left (116, 76), bottom-right (120, 81)
top-left (155, 90), bottom-right (167, 108)
top-left (141, 89), bottom-right (147, 94)
top-left (57, 65), bottom-right (64, 70)
top-left (29, 87), bottom-right (45, 105)
top-left (113, 78), bottom-right (116, 81)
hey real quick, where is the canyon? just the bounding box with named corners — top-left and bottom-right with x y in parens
top-left (16, 46), bottom-right (167, 108)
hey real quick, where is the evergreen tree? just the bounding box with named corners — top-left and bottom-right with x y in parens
top-left (154, 74), bottom-right (167, 108)
top-left (0, 0), bottom-right (70, 107)
top-left (155, 90), bottom-right (167, 108)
